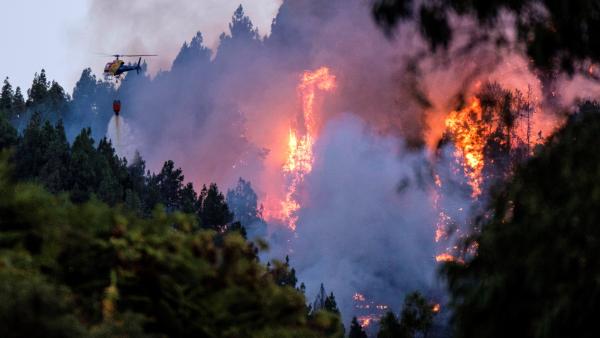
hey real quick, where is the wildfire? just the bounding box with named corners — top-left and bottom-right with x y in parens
top-left (353, 292), bottom-right (389, 329)
top-left (281, 67), bottom-right (336, 230)
top-left (435, 253), bottom-right (455, 262)
top-left (357, 315), bottom-right (377, 328)
top-left (444, 98), bottom-right (488, 198)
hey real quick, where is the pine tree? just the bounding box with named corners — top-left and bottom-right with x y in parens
top-left (349, 317), bottom-right (368, 338)
top-left (69, 128), bottom-right (98, 202)
top-left (227, 178), bottom-right (267, 237)
top-left (377, 311), bottom-right (406, 338)
top-left (312, 283), bottom-right (327, 313)
top-left (96, 138), bottom-right (125, 205)
top-left (399, 291), bottom-right (435, 338)
top-left (27, 69), bottom-right (49, 107)
top-left (0, 77), bottom-right (14, 113)
top-left (15, 112), bottom-right (46, 179)
top-left (179, 182), bottom-right (199, 215)
top-left (324, 292), bottom-right (340, 315)
top-left (38, 120), bottom-right (70, 193)
top-left (199, 183), bottom-right (233, 231)
top-left (217, 5), bottom-right (261, 61)
top-left (270, 255), bottom-right (298, 287)
top-left (228, 5), bottom-right (259, 40)
top-left (0, 112), bottom-right (17, 150)
top-left (126, 151), bottom-right (146, 214)
top-left (173, 32), bottom-right (211, 70)
top-left (47, 81), bottom-right (69, 121)
top-left (12, 87), bottom-right (25, 117)
top-left (156, 160), bottom-right (185, 212)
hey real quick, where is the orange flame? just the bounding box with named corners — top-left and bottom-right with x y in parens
top-left (435, 252), bottom-right (464, 263)
top-left (281, 67), bottom-right (336, 230)
top-left (444, 98), bottom-right (487, 198)
top-left (357, 315), bottom-right (375, 328)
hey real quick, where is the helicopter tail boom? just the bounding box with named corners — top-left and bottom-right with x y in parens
top-left (136, 57), bottom-right (142, 74)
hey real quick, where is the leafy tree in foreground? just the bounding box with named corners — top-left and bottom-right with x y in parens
top-left (0, 152), bottom-right (343, 337)
top-left (442, 102), bottom-right (600, 338)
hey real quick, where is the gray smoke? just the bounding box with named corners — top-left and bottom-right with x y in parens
top-left (287, 113), bottom-right (441, 321)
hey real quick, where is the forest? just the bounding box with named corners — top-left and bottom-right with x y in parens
top-left (2, 0), bottom-right (600, 337)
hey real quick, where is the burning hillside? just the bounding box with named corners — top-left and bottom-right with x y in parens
top-left (279, 67), bottom-right (336, 230)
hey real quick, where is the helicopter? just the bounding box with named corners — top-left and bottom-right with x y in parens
top-left (102, 54), bottom-right (156, 81)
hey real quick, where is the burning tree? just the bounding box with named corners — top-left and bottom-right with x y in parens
top-left (441, 102), bottom-right (600, 338)
top-left (434, 82), bottom-right (540, 263)
top-left (280, 67), bottom-right (336, 230)
top-left (442, 82), bottom-right (537, 199)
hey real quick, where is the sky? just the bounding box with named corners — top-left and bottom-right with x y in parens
top-left (0, 0), bottom-right (281, 94)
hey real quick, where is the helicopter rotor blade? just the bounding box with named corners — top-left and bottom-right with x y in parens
top-left (119, 54), bottom-right (157, 57)
top-left (95, 53), bottom-right (157, 58)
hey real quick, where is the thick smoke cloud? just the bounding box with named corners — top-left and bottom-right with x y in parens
top-left (287, 114), bottom-right (439, 320)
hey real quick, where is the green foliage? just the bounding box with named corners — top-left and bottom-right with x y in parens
top-left (0, 112), bottom-right (17, 150)
top-left (0, 152), bottom-right (341, 337)
top-left (69, 128), bottom-right (99, 202)
top-left (12, 87), bottom-right (25, 116)
top-left (0, 269), bottom-right (85, 338)
top-left (199, 183), bottom-right (233, 231)
top-left (377, 311), bottom-right (406, 338)
top-left (269, 255), bottom-right (298, 288)
top-left (348, 317), bottom-right (368, 338)
top-left (0, 113), bottom-right (257, 237)
top-left (375, 291), bottom-right (436, 338)
top-left (27, 69), bottom-right (49, 107)
top-left (0, 77), bottom-right (14, 113)
top-left (443, 102), bottom-right (600, 338)
top-left (399, 291), bottom-right (435, 337)
top-left (324, 292), bottom-right (340, 315)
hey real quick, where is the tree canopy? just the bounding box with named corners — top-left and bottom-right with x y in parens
top-left (0, 150), bottom-right (344, 337)
top-left (373, 0), bottom-right (600, 76)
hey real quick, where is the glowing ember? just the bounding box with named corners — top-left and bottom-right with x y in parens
top-left (281, 67), bottom-right (336, 230)
top-left (444, 98), bottom-right (487, 198)
top-left (435, 253), bottom-right (457, 263)
top-left (353, 292), bottom-right (389, 329)
top-left (353, 293), bottom-right (366, 302)
top-left (432, 303), bottom-right (441, 313)
top-left (358, 315), bottom-right (376, 328)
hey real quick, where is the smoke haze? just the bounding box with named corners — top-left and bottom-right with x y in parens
top-left (289, 114), bottom-right (439, 319)
top-left (72, 0), bottom-right (595, 327)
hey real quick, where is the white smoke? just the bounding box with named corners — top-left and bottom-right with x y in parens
top-left (106, 115), bottom-right (140, 160)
